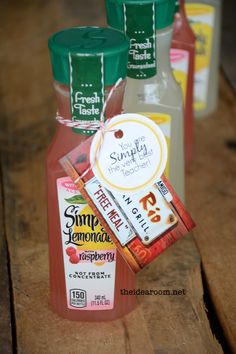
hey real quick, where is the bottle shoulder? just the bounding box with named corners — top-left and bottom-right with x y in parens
top-left (47, 125), bottom-right (85, 164)
top-left (173, 16), bottom-right (195, 44)
top-left (125, 75), bottom-right (183, 110)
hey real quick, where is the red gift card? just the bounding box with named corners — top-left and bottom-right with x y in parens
top-left (60, 113), bottom-right (195, 272)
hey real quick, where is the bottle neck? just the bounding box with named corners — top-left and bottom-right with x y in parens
top-left (179, 0), bottom-right (188, 19)
top-left (155, 26), bottom-right (173, 78)
top-left (127, 25), bottom-right (173, 81)
top-left (54, 80), bottom-right (126, 135)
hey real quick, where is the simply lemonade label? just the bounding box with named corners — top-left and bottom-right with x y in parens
top-left (170, 49), bottom-right (189, 107)
top-left (70, 53), bottom-right (104, 135)
top-left (124, 3), bottom-right (156, 79)
top-left (57, 177), bottom-right (116, 310)
top-left (185, 4), bottom-right (215, 111)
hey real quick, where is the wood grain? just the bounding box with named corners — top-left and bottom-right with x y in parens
top-left (138, 234), bottom-right (222, 354)
top-left (187, 75), bottom-right (236, 353)
top-left (0, 174), bottom-right (12, 354)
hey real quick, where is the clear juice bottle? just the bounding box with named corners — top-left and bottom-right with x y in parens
top-left (105, 0), bottom-right (185, 201)
top-left (185, 0), bottom-right (221, 118)
top-left (171, 0), bottom-right (196, 167)
top-left (47, 27), bottom-right (136, 321)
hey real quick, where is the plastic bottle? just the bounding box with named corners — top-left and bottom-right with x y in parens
top-left (171, 0), bottom-right (195, 167)
top-left (185, 0), bottom-right (221, 117)
top-left (105, 0), bottom-right (185, 201)
top-left (47, 27), bottom-right (136, 321)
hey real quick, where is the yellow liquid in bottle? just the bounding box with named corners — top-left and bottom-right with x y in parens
top-left (124, 27), bottom-right (185, 201)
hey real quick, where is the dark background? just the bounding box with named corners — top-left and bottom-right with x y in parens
top-left (221, 0), bottom-right (236, 90)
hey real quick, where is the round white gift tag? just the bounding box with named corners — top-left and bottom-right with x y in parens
top-left (90, 113), bottom-right (167, 194)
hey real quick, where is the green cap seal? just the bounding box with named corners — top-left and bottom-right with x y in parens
top-left (48, 27), bottom-right (129, 135)
top-left (105, 0), bottom-right (175, 79)
top-left (105, 0), bottom-right (176, 31)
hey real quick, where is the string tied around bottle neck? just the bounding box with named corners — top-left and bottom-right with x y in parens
top-left (56, 77), bottom-right (123, 182)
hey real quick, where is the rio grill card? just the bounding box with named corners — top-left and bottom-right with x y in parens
top-left (60, 113), bottom-right (195, 273)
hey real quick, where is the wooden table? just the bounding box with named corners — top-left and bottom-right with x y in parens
top-left (0, 1), bottom-right (235, 353)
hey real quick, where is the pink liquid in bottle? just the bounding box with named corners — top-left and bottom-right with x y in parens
top-left (47, 27), bottom-right (136, 321)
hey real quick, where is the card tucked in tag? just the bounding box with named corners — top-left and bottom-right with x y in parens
top-left (60, 113), bottom-right (195, 272)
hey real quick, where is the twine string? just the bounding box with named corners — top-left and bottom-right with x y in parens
top-left (56, 77), bottom-right (123, 182)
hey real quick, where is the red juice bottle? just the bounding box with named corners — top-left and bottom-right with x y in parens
top-left (171, 0), bottom-right (195, 167)
top-left (47, 27), bottom-right (136, 321)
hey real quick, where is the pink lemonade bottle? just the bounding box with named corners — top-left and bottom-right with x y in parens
top-left (47, 27), bottom-right (136, 321)
top-left (171, 0), bottom-right (196, 167)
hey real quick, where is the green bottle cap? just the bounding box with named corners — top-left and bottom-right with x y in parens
top-left (48, 26), bottom-right (130, 86)
top-left (105, 0), bottom-right (176, 31)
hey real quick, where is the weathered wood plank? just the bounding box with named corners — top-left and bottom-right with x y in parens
top-left (187, 74), bottom-right (236, 352)
top-left (0, 175), bottom-right (12, 354)
top-left (138, 234), bottom-right (222, 354)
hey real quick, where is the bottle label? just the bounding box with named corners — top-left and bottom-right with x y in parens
top-left (70, 53), bottom-right (104, 135)
top-left (123, 3), bottom-right (156, 79)
top-left (185, 4), bottom-right (215, 111)
top-left (139, 113), bottom-right (171, 178)
top-left (170, 49), bottom-right (189, 107)
top-left (57, 176), bottom-right (116, 310)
